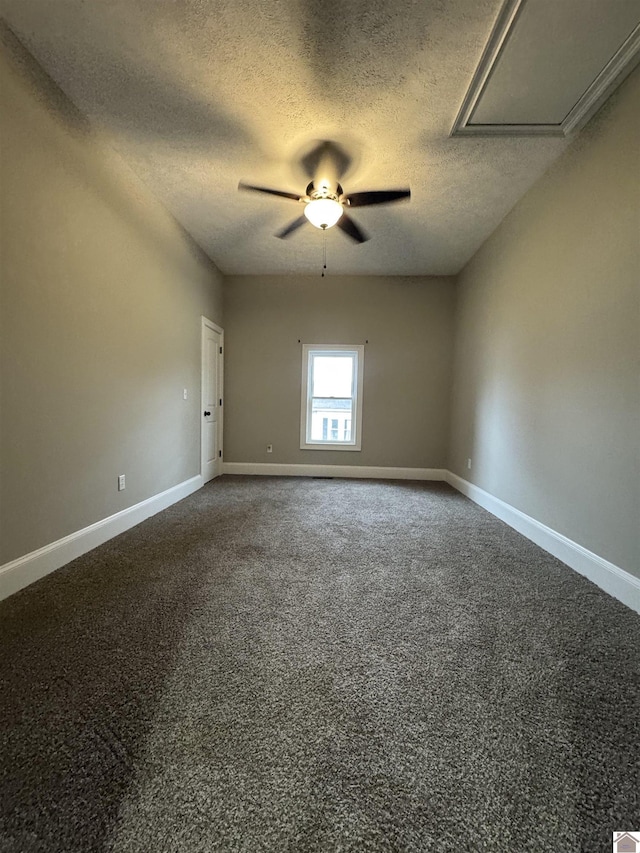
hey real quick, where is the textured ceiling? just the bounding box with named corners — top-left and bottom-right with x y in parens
top-left (0, 0), bottom-right (611, 276)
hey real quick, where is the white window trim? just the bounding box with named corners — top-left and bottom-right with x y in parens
top-left (300, 344), bottom-right (364, 451)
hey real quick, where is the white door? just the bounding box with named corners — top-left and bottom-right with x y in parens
top-left (201, 318), bottom-right (224, 483)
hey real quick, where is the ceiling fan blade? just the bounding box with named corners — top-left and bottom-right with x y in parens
top-left (345, 189), bottom-right (411, 207)
top-left (276, 216), bottom-right (308, 239)
top-left (239, 182), bottom-right (302, 202)
top-left (337, 212), bottom-right (369, 243)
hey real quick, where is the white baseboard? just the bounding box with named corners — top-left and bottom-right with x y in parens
top-left (0, 475), bottom-right (203, 603)
top-left (445, 471), bottom-right (640, 614)
top-left (6, 467), bottom-right (636, 615)
top-left (222, 462), bottom-right (447, 481)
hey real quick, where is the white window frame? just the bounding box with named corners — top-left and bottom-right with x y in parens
top-left (300, 344), bottom-right (364, 451)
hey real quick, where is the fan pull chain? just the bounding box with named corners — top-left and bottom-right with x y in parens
top-left (321, 231), bottom-right (327, 277)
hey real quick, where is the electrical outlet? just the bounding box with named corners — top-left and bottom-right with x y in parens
top-left (183, 388), bottom-right (188, 400)
top-left (467, 458), bottom-right (472, 470)
top-left (266, 444), bottom-right (273, 453)
top-left (118, 474), bottom-right (126, 491)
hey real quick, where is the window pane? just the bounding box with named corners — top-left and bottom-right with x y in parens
top-left (310, 399), bottom-right (353, 441)
top-left (312, 355), bottom-right (353, 398)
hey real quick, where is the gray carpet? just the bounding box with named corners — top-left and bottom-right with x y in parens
top-left (1, 476), bottom-right (638, 853)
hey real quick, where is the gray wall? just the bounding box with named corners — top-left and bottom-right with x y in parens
top-left (449, 67), bottom-right (640, 577)
top-left (224, 275), bottom-right (455, 468)
top-left (0, 28), bottom-right (223, 564)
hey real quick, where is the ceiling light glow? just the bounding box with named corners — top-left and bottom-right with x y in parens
top-left (304, 198), bottom-right (343, 230)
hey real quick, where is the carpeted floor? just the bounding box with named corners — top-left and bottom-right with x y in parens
top-left (0, 476), bottom-right (638, 852)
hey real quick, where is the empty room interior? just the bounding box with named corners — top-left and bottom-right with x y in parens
top-left (1, 0), bottom-right (639, 851)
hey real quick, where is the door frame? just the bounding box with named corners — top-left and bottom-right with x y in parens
top-left (201, 316), bottom-right (224, 481)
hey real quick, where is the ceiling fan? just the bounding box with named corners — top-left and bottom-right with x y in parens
top-left (238, 178), bottom-right (410, 243)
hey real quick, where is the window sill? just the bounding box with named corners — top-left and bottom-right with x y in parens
top-left (301, 442), bottom-right (362, 451)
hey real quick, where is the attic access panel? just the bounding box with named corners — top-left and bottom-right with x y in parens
top-left (452, 0), bottom-right (640, 137)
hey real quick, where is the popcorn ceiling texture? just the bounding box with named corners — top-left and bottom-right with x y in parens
top-left (0, 477), bottom-right (638, 852)
top-left (0, 0), bottom-right (573, 274)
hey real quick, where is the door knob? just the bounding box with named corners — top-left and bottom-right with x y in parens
top-left (203, 410), bottom-right (211, 416)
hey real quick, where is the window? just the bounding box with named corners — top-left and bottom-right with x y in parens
top-left (300, 344), bottom-right (364, 450)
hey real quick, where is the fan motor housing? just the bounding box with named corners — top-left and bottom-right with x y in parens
top-left (306, 181), bottom-right (345, 204)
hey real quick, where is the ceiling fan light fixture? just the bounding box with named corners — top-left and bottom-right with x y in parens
top-left (304, 198), bottom-right (343, 230)
top-left (239, 174), bottom-right (409, 243)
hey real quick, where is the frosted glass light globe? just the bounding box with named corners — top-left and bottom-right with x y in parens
top-left (304, 198), bottom-right (344, 230)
